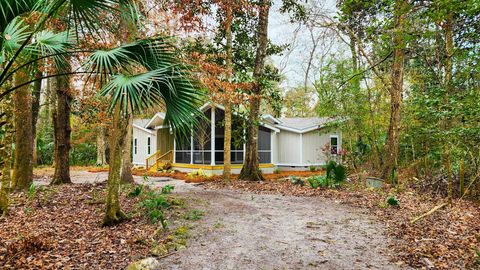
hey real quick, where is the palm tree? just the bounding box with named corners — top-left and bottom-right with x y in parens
top-left (86, 38), bottom-right (202, 226)
top-left (0, 1), bottom-right (203, 221)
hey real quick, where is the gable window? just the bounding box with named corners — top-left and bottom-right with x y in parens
top-left (330, 135), bottom-right (339, 155)
top-left (147, 137), bottom-right (151, 155)
top-left (134, 138), bottom-right (138, 155)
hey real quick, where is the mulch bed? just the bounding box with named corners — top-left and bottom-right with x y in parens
top-left (132, 168), bottom-right (323, 183)
top-left (204, 179), bottom-right (480, 269)
top-left (0, 183), bottom-right (171, 270)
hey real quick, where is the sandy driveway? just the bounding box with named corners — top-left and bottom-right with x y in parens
top-left (35, 171), bottom-right (403, 270)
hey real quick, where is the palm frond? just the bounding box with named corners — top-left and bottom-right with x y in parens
top-left (86, 45), bottom-right (134, 83)
top-left (0, 0), bottom-right (35, 33)
top-left (26, 30), bottom-right (74, 70)
top-left (35, 0), bottom-right (119, 40)
top-left (1, 17), bottom-right (30, 53)
top-left (90, 38), bottom-right (204, 136)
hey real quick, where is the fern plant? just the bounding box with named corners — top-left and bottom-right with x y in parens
top-left (325, 160), bottom-right (347, 183)
top-left (140, 191), bottom-right (171, 228)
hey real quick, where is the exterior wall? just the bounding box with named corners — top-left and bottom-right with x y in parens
top-left (271, 132), bottom-right (279, 164)
top-left (275, 129), bottom-right (342, 167)
top-left (132, 126), bottom-right (157, 166)
top-left (276, 130), bottom-right (301, 165)
top-left (301, 129), bottom-right (342, 165)
top-left (157, 128), bottom-right (174, 155)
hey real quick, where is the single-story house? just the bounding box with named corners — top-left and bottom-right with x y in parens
top-left (133, 102), bottom-right (342, 175)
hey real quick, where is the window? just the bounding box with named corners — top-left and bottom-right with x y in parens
top-left (147, 137), bottom-right (151, 155)
top-left (330, 135), bottom-right (339, 155)
top-left (134, 138), bottom-right (138, 155)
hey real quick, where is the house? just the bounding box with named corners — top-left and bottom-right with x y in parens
top-left (132, 103), bottom-right (342, 175)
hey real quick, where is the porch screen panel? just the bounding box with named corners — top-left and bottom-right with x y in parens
top-left (258, 127), bottom-right (271, 163)
top-left (193, 114), bottom-right (211, 164)
top-left (175, 135), bottom-right (191, 163)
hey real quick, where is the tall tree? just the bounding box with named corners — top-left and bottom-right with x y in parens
top-left (51, 60), bottom-right (72, 185)
top-left (222, 3), bottom-right (233, 180)
top-left (96, 125), bottom-right (107, 166)
top-left (239, 0), bottom-right (270, 181)
top-left (12, 68), bottom-right (33, 190)
top-left (0, 96), bottom-right (14, 214)
top-left (90, 39), bottom-right (202, 226)
top-left (32, 67), bottom-right (42, 165)
top-left (119, 1), bottom-right (139, 184)
top-left (381, 0), bottom-right (409, 183)
top-left (442, 7), bottom-right (454, 203)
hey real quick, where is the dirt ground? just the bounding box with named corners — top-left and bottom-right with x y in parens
top-left (159, 188), bottom-right (404, 270)
top-left (33, 171), bottom-right (404, 269)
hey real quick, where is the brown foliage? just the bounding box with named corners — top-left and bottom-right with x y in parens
top-left (0, 184), bottom-right (171, 269)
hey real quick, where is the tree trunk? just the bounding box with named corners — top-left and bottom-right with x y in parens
top-left (96, 125), bottom-right (107, 166)
top-left (459, 158), bottom-right (465, 196)
top-left (31, 69), bottom-right (42, 165)
top-left (121, 114), bottom-right (134, 183)
top-left (223, 5), bottom-right (233, 180)
top-left (12, 68), bottom-right (33, 190)
top-left (51, 68), bottom-right (72, 185)
top-left (0, 97), bottom-right (14, 215)
top-left (118, 3), bottom-right (136, 183)
top-left (381, 0), bottom-right (408, 184)
top-left (443, 11), bottom-right (454, 204)
top-left (223, 103), bottom-right (232, 180)
top-left (239, 0), bottom-right (270, 181)
top-left (103, 106), bottom-right (127, 226)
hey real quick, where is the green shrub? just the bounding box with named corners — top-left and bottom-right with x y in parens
top-left (140, 191), bottom-right (171, 228)
top-left (161, 185), bottom-right (174, 194)
top-left (307, 175), bottom-right (329, 189)
top-left (386, 196), bottom-right (399, 206)
top-left (70, 142), bottom-right (97, 166)
top-left (326, 160), bottom-right (347, 183)
top-left (333, 164), bottom-right (347, 183)
top-left (182, 210), bottom-right (204, 221)
top-left (307, 177), bottom-right (319, 189)
top-left (290, 176), bottom-right (305, 186)
top-left (28, 183), bottom-right (42, 200)
top-left (306, 175), bottom-right (342, 189)
top-left (273, 168), bottom-right (280, 174)
top-left (128, 185), bottom-right (143, 197)
top-left (309, 165), bottom-right (317, 172)
top-left (326, 160), bottom-right (337, 179)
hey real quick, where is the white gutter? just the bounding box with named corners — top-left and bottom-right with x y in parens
top-left (275, 124), bottom-right (322, 134)
top-left (133, 124), bottom-right (155, 135)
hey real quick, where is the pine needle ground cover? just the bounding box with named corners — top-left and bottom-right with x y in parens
top-left (205, 179), bottom-right (480, 269)
top-left (0, 183), bottom-right (191, 269)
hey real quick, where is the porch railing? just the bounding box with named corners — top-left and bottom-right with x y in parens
top-left (146, 150), bottom-right (173, 170)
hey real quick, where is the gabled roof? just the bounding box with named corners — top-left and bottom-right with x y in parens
top-left (133, 118), bottom-right (156, 134)
top-left (276, 117), bottom-right (335, 133)
top-left (134, 102), bottom-right (339, 134)
top-left (144, 112), bottom-right (166, 129)
top-left (133, 119), bottom-right (150, 127)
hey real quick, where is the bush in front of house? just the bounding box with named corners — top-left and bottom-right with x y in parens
top-left (307, 161), bottom-right (347, 189)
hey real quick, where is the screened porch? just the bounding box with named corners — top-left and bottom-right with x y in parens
top-left (173, 107), bottom-right (272, 166)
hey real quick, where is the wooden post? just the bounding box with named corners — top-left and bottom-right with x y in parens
top-left (211, 106), bottom-right (215, 165)
top-left (190, 128), bottom-right (194, 164)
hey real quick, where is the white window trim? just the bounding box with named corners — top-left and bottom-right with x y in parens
top-left (330, 135), bottom-right (339, 154)
top-left (134, 138), bottom-right (138, 155)
top-left (147, 136), bottom-right (151, 155)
